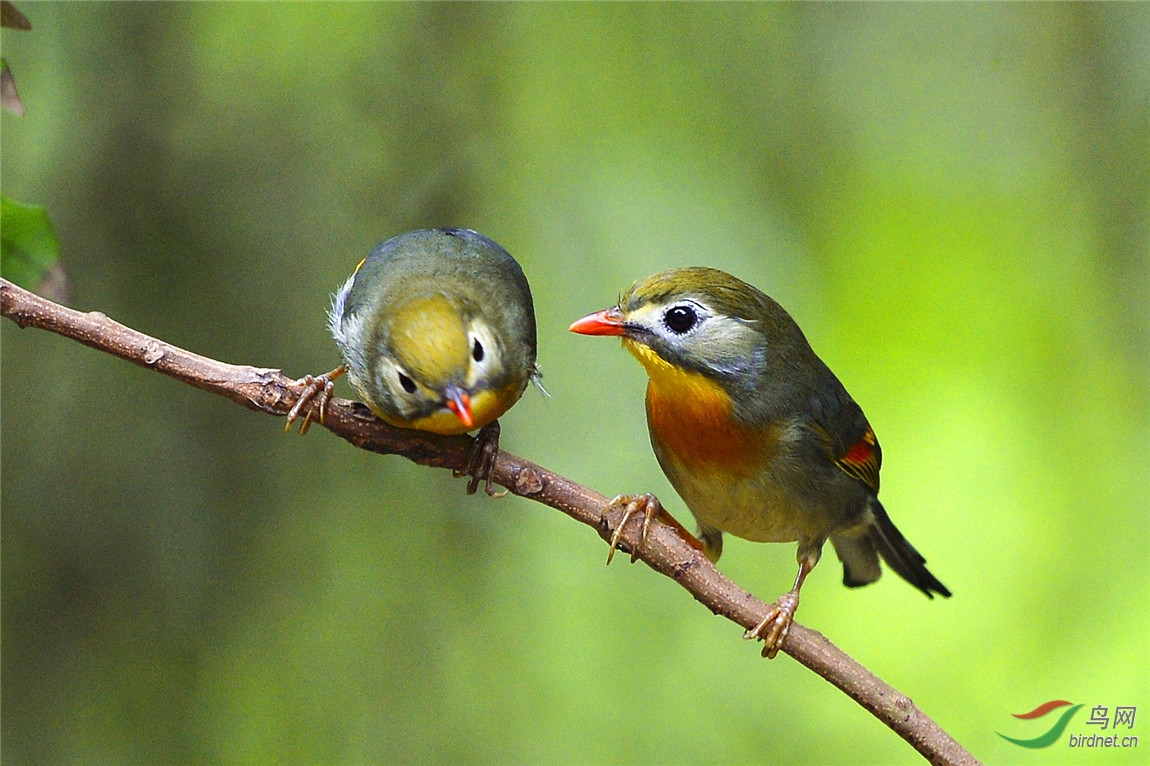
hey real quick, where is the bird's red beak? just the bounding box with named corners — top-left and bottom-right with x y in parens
top-left (569, 307), bottom-right (627, 336)
top-left (444, 385), bottom-right (474, 429)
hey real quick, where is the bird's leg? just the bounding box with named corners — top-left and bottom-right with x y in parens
top-left (285, 365), bottom-right (346, 435)
top-left (697, 523), bottom-right (724, 564)
top-left (604, 493), bottom-right (703, 565)
top-left (745, 556), bottom-right (814, 659)
top-left (454, 420), bottom-right (503, 497)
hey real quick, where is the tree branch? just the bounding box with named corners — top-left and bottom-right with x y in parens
top-left (1, 278), bottom-right (979, 766)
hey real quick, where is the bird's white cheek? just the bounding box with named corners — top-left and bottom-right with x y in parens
top-left (465, 322), bottom-right (502, 388)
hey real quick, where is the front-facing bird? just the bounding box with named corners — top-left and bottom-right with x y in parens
top-left (288, 228), bottom-right (540, 493)
top-left (570, 267), bottom-right (949, 657)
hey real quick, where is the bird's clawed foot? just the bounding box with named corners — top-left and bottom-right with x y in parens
top-left (285, 365), bottom-right (345, 434)
top-left (744, 590), bottom-right (801, 659)
top-left (744, 557), bottom-right (813, 659)
top-left (455, 421), bottom-right (503, 497)
top-left (603, 493), bottom-right (664, 565)
top-left (603, 494), bottom-right (705, 564)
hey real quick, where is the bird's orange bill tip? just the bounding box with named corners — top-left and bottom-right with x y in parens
top-left (445, 387), bottom-right (474, 429)
top-left (569, 308), bottom-right (626, 336)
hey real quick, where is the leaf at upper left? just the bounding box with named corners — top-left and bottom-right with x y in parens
top-left (1, 2), bottom-right (31, 114)
top-left (0, 1), bottom-right (31, 30)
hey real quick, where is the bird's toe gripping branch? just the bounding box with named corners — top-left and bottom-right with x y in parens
top-left (745, 591), bottom-right (800, 659)
top-left (603, 493), bottom-right (704, 565)
top-left (285, 365), bottom-right (346, 434)
top-left (454, 420), bottom-right (504, 497)
top-left (605, 493), bottom-right (662, 565)
top-left (745, 557), bottom-right (814, 659)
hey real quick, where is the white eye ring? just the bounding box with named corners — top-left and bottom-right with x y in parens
top-left (465, 321), bottom-right (500, 386)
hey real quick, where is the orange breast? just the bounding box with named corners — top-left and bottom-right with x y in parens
top-left (643, 365), bottom-right (766, 478)
top-left (648, 379), bottom-right (763, 473)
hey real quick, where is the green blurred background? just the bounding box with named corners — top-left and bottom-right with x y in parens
top-left (3, 4), bottom-right (1147, 764)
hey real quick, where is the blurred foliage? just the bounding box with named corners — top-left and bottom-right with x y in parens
top-left (0, 0), bottom-right (32, 31)
top-left (2, 4), bottom-right (1147, 765)
top-left (1, 195), bottom-right (63, 296)
top-left (1, 57), bottom-right (27, 116)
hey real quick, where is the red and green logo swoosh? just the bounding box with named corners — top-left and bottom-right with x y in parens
top-left (998, 700), bottom-right (1084, 748)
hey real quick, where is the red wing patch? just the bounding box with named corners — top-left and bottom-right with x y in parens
top-left (835, 426), bottom-right (880, 493)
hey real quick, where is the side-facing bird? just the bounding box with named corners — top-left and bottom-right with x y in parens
top-left (570, 267), bottom-right (949, 657)
top-left (288, 228), bottom-right (540, 494)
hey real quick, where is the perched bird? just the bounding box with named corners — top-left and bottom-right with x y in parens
top-left (570, 267), bottom-right (949, 657)
top-left (288, 228), bottom-right (541, 494)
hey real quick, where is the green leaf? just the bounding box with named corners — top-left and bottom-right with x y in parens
top-left (1, 196), bottom-right (61, 292)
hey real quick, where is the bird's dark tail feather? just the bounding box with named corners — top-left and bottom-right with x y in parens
top-left (867, 499), bottom-right (951, 598)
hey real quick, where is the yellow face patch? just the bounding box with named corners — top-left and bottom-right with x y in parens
top-left (624, 338), bottom-right (766, 477)
top-left (380, 384), bottom-right (520, 436)
top-left (388, 294), bottom-right (469, 386)
top-left (387, 407), bottom-right (473, 436)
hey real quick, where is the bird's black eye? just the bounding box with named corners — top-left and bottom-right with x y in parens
top-left (472, 338), bottom-right (484, 363)
top-left (663, 305), bottom-right (699, 335)
top-left (398, 372), bottom-right (417, 394)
